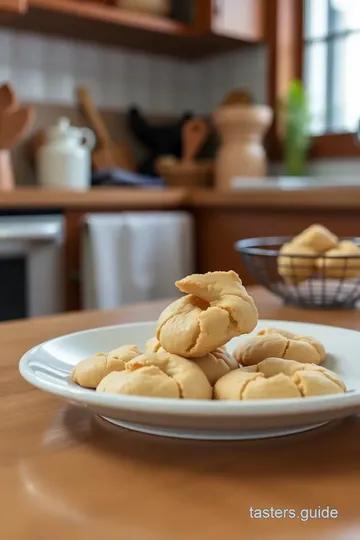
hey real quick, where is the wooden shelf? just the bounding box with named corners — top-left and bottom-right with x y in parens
top-left (30, 0), bottom-right (192, 36)
top-left (0, 0), bottom-right (252, 58)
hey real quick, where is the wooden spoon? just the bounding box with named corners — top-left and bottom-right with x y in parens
top-left (77, 86), bottom-right (135, 172)
top-left (0, 107), bottom-right (35, 149)
top-left (181, 118), bottom-right (209, 163)
top-left (0, 83), bottom-right (18, 116)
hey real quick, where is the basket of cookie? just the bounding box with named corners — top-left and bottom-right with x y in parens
top-left (71, 271), bottom-right (346, 404)
top-left (235, 224), bottom-right (360, 308)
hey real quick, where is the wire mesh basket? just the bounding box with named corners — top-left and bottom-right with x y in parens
top-left (235, 236), bottom-right (360, 309)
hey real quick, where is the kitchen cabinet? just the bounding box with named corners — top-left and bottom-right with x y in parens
top-left (0, 0), bottom-right (26, 12)
top-left (0, 0), bottom-right (264, 57)
top-left (212, 0), bottom-right (263, 40)
top-left (0, 187), bottom-right (359, 311)
top-left (194, 0), bottom-right (264, 41)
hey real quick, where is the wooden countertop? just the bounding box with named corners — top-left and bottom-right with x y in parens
top-left (0, 187), bottom-right (188, 210)
top-left (2, 186), bottom-right (360, 210)
top-left (3, 287), bottom-right (360, 539)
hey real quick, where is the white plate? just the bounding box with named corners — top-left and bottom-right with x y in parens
top-left (19, 319), bottom-right (360, 440)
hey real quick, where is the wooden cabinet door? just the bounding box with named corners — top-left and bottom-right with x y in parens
top-left (211, 0), bottom-right (263, 41)
top-left (0, 0), bottom-right (27, 12)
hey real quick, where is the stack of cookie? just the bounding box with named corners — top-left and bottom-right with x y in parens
top-left (71, 270), bottom-right (346, 400)
top-left (278, 223), bottom-right (360, 283)
top-left (72, 271), bottom-right (258, 399)
top-left (215, 328), bottom-right (345, 399)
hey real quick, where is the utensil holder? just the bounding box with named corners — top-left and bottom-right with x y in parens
top-left (156, 158), bottom-right (213, 187)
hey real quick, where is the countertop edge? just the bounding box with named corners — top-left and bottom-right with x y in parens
top-left (1, 186), bottom-right (360, 210)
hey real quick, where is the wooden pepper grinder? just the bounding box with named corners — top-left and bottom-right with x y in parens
top-left (213, 89), bottom-right (273, 191)
top-left (0, 83), bottom-right (35, 191)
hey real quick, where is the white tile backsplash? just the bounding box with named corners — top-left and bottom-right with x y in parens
top-left (12, 68), bottom-right (46, 101)
top-left (0, 30), bottom-right (11, 63)
top-left (0, 29), bottom-right (267, 116)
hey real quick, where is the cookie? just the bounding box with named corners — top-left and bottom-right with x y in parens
top-left (214, 358), bottom-right (345, 400)
top-left (156, 271), bottom-right (258, 357)
top-left (145, 336), bottom-right (238, 386)
top-left (316, 240), bottom-right (360, 279)
top-left (71, 344), bottom-right (140, 389)
top-left (98, 351), bottom-right (212, 399)
top-left (292, 224), bottom-right (338, 253)
top-left (97, 365), bottom-right (180, 398)
top-left (192, 347), bottom-right (238, 386)
top-left (277, 242), bottom-right (316, 284)
top-left (233, 328), bottom-right (325, 366)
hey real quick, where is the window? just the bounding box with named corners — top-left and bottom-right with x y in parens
top-left (304, 0), bottom-right (360, 135)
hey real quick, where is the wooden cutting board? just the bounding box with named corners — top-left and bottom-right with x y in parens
top-left (77, 86), bottom-right (135, 172)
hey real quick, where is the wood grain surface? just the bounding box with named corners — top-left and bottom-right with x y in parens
top-left (1, 186), bottom-right (360, 210)
top-left (1, 287), bottom-right (360, 539)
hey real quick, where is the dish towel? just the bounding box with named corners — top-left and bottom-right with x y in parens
top-left (82, 211), bottom-right (194, 310)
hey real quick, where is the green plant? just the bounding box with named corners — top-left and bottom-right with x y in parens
top-left (281, 80), bottom-right (311, 176)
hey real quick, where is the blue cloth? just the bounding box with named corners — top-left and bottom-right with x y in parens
top-left (91, 168), bottom-right (165, 188)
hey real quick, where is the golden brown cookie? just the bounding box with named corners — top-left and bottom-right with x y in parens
top-left (252, 357), bottom-right (345, 390)
top-left (277, 242), bottom-right (316, 284)
top-left (193, 347), bottom-right (238, 386)
top-left (234, 333), bottom-right (288, 366)
top-left (124, 351), bottom-right (213, 399)
top-left (242, 373), bottom-right (301, 400)
top-left (257, 328), bottom-right (296, 339)
top-left (97, 365), bottom-right (180, 398)
top-left (144, 336), bottom-right (164, 353)
top-left (145, 336), bottom-right (238, 385)
top-left (254, 357), bottom-right (305, 377)
top-left (233, 328), bottom-right (325, 366)
top-left (292, 224), bottom-right (338, 253)
top-left (316, 240), bottom-right (360, 279)
top-left (214, 370), bottom-right (264, 400)
top-left (71, 344), bottom-right (140, 389)
top-left (214, 358), bottom-right (345, 400)
top-left (156, 271), bottom-right (258, 357)
top-left (292, 370), bottom-right (345, 397)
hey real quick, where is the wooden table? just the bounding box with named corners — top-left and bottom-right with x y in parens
top-left (1, 287), bottom-right (360, 540)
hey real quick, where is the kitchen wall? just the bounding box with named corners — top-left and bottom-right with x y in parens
top-left (2, 27), bottom-right (355, 179)
top-left (0, 28), bottom-right (267, 116)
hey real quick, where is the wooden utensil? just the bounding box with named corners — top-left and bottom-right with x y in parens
top-left (0, 107), bottom-right (35, 149)
top-left (0, 150), bottom-right (14, 190)
top-left (0, 106), bottom-right (35, 191)
top-left (181, 118), bottom-right (209, 163)
top-left (76, 86), bottom-right (135, 172)
top-left (0, 83), bottom-right (18, 116)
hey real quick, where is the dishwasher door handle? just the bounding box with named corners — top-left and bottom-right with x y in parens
top-left (0, 222), bottom-right (63, 242)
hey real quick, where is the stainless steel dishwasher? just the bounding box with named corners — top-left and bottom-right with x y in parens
top-left (0, 215), bottom-right (64, 321)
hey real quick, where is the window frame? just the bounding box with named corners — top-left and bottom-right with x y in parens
top-left (266, 0), bottom-right (360, 159)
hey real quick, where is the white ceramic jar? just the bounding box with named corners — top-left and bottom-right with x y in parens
top-left (37, 117), bottom-right (95, 191)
